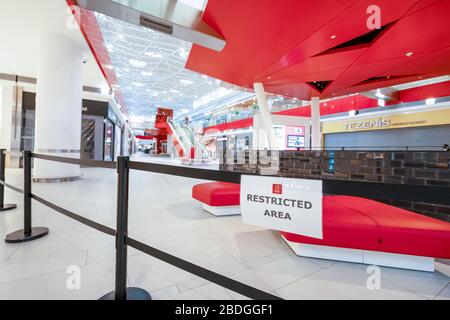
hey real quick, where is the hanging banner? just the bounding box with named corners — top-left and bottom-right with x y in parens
top-left (240, 176), bottom-right (323, 239)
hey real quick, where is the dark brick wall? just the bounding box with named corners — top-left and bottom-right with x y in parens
top-left (220, 150), bottom-right (450, 222)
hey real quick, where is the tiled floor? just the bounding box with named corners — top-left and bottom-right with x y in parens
top-left (0, 158), bottom-right (449, 300)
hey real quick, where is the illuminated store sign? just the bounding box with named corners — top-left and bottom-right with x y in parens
top-left (345, 118), bottom-right (391, 131)
top-left (323, 108), bottom-right (450, 134)
top-left (240, 176), bottom-right (323, 239)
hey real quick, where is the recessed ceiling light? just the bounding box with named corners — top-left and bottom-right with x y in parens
top-left (180, 79), bottom-right (194, 85)
top-left (144, 52), bottom-right (163, 59)
top-left (330, 35), bottom-right (336, 39)
top-left (179, 48), bottom-right (189, 58)
top-left (425, 98), bottom-right (436, 105)
top-left (405, 52), bottom-right (413, 57)
top-left (267, 76), bottom-right (272, 80)
top-left (375, 90), bottom-right (385, 99)
top-left (129, 59), bottom-right (147, 68)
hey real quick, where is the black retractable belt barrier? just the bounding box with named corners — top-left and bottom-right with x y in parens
top-left (100, 156), bottom-right (151, 301)
top-left (128, 161), bottom-right (450, 205)
top-left (0, 149), bottom-right (17, 212)
top-left (323, 178), bottom-right (450, 205)
top-left (4, 151), bottom-right (448, 300)
top-left (31, 193), bottom-right (116, 236)
top-left (128, 161), bottom-right (242, 184)
top-left (126, 237), bottom-right (282, 300)
top-left (1, 152), bottom-right (283, 300)
top-left (4, 151), bottom-right (49, 243)
top-left (32, 153), bottom-right (117, 169)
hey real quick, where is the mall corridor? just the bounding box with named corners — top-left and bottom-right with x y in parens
top-left (0, 0), bottom-right (450, 309)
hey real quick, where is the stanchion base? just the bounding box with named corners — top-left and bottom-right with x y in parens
top-left (99, 288), bottom-right (152, 300)
top-left (0, 204), bottom-right (17, 212)
top-left (4, 227), bottom-right (49, 243)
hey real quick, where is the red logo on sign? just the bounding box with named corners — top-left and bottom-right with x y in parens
top-left (272, 184), bottom-right (283, 195)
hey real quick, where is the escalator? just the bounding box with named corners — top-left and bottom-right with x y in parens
top-left (184, 124), bottom-right (212, 160)
top-left (166, 118), bottom-right (211, 163)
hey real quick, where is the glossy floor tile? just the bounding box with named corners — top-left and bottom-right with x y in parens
top-left (0, 163), bottom-right (449, 300)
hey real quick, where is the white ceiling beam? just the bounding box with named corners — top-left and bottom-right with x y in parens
top-left (75, 0), bottom-right (226, 51)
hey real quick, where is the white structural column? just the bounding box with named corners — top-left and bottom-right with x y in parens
top-left (253, 83), bottom-right (278, 149)
top-left (311, 97), bottom-right (322, 150)
top-left (34, 34), bottom-right (83, 180)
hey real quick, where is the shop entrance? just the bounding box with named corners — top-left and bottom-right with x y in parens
top-left (81, 119), bottom-right (96, 160)
top-left (325, 126), bottom-right (450, 150)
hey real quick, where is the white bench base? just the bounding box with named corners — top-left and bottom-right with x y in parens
top-left (202, 204), bottom-right (240, 216)
top-left (282, 235), bottom-right (435, 272)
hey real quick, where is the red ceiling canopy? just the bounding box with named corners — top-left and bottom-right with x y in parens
top-left (186, 0), bottom-right (450, 100)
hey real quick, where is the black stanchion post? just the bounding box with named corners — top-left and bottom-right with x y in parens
top-left (100, 156), bottom-right (151, 300)
top-left (4, 151), bottom-right (49, 243)
top-left (0, 149), bottom-right (17, 212)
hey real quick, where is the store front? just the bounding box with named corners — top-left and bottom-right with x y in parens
top-left (323, 107), bottom-right (450, 150)
top-left (105, 107), bottom-right (125, 160)
top-left (21, 91), bottom-right (121, 161)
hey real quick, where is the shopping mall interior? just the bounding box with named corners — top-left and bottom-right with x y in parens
top-left (0, 0), bottom-right (449, 302)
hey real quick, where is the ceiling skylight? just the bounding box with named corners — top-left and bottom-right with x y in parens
top-left (96, 13), bottom-right (235, 119)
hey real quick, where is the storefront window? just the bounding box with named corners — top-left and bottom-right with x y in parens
top-left (104, 119), bottom-right (114, 161)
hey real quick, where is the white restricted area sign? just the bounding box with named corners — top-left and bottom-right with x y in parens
top-left (240, 175), bottom-right (323, 239)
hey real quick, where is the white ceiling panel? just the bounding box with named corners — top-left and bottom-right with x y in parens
top-left (96, 13), bottom-right (234, 120)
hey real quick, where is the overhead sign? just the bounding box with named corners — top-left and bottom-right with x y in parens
top-left (323, 108), bottom-right (450, 134)
top-left (240, 176), bottom-right (323, 239)
top-left (22, 92), bottom-right (109, 117)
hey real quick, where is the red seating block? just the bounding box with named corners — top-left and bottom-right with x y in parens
top-left (281, 196), bottom-right (450, 259)
top-left (192, 182), bottom-right (240, 207)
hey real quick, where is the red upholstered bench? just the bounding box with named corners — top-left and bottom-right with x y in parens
top-left (281, 196), bottom-right (450, 272)
top-left (192, 182), bottom-right (241, 216)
